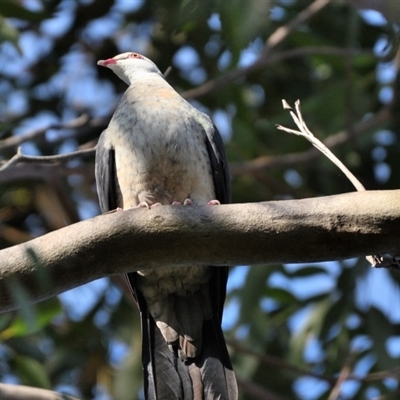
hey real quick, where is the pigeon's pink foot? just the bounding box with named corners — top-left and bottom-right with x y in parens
top-left (136, 202), bottom-right (150, 209)
top-left (116, 207), bottom-right (123, 212)
top-left (208, 200), bottom-right (221, 206)
top-left (172, 198), bottom-right (192, 206)
top-left (151, 202), bottom-right (162, 208)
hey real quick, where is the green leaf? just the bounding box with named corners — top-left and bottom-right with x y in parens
top-left (0, 16), bottom-right (20, 48)
top-left (0, 0), bottom-right (50, 22)
top-left (13, 354), bottom-right (51, 388)
top-left (0, 313), bottom-right (13, 332)
top-left (0, 298), bottom-right (62, 340)
top-left (289, 296), bottom-right (332, 364)
top-left (264, 287), bottom-right (296, 303)
top-left (218, 0), bottom-right (272, 62)
top-left (365, 307), bottom-right (396, 370)
top-left (287, 266), bottom-right (329, 278)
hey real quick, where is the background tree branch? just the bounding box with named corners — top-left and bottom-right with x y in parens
top-left (0, 383), bottom-right (79, 400)
top-left (182, 0), bottom-right (331, 100)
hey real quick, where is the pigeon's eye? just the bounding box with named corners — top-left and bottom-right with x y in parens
top-left (128, 53), bottom-right (143, 59)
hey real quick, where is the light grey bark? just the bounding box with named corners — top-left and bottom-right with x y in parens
top-left (1, 190), bottom-right (400, 313)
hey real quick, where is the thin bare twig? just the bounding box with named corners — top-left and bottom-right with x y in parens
top-left (277, 100), bottom-right (400, 269)
top-left (0, 114), bottom-right (99, 152)
top-left (236, 376), bottom-right (287, 400)
top-left (262, 0), bottom-right (331, 54)
top-left (327, 352), bottom-right (357, 400)
top-left (230, 104), bottom-right (391, 177)
top-left (352, 367), bottom-right (400, 382)
top-left (0, 147), bottom-right (95, 173)
top-left (230, 339), bottom-right (400, 386)
top-left (277, 100), bottom-right (365, 192)
top-left (227, 339), bottom-right (336, 384)
top-left (266, 46), bottom-right (372, 65)
top-left (0, 164), bottom-right (91, 185)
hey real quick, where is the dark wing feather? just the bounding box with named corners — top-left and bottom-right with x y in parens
top-left (202, 121), bottom-right (237, 398)
top-left (203, 121), bottom-right (231, 321)
top-left (126, 273), bottom-right (193, 400)
top-left (95, 131), bottom-right (118, 213)
top-left (204, 122), bottom-right (231, 205)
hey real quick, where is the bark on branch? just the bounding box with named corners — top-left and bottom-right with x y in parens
top-left (1, 190), bottom-right (400, 313)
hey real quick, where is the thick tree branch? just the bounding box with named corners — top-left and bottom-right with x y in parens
top-left (1, 190), bottom-right (400, 313)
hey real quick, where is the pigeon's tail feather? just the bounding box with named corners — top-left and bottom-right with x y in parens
top-left (141, 313), bottom-right (190, 399)
top-left (199, 319), bottom-right (238, 400)
top-left (142, 313), bottom-right (237, 400)
top-left (128, 267), bottom-right (237, 400)
top-left (143, 315), bottom-right (192, 400)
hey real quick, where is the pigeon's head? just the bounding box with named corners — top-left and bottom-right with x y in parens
top-left (97, 52), bottom-right (163, 85)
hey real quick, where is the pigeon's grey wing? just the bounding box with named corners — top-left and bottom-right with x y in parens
top-left (203, 118), bottom-right (231, 313)
top-left (202, 118), bottom-right (232, 318)
top-left (95, 130), bottom-right (118, 213)
top-left (203, 121), bottom-right (231, 205)
top-left (202, 120), bottom-right (237, 398)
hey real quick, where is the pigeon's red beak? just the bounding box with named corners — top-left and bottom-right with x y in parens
top-left (97, 58), bottom-right (117, 67)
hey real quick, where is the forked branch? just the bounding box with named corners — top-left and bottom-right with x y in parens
top-left (277, 99), bottom-right (400, 269)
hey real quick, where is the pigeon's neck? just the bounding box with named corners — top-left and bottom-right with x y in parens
top-left (118, 67), bottom-right (164, 87)
top-left (128, 74), bottom-right (172, 95)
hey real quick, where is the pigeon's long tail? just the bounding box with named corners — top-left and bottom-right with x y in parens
top-left (142, 312), bottom-right (237, 400)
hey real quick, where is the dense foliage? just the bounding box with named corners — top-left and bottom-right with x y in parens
top-left (1, 1), bottom-right (400, 399)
